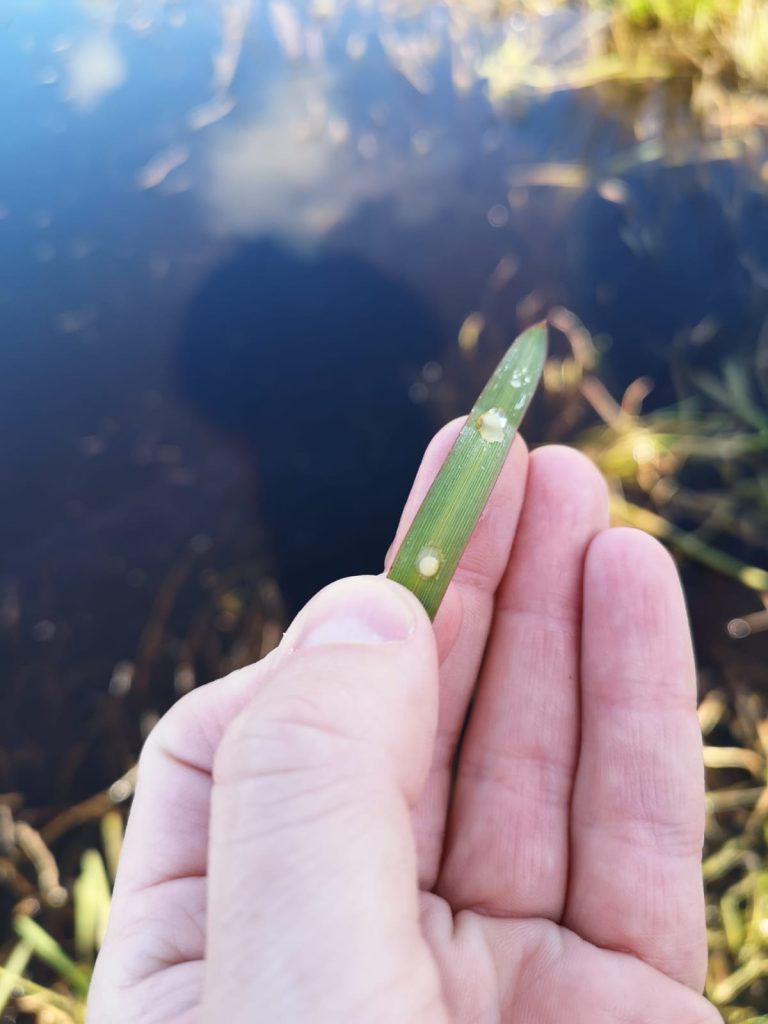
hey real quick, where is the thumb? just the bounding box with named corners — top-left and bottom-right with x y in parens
top-left (201, 575), bottom-right (445, 1024)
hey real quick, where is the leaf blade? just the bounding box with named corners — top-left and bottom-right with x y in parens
top-left (387, 322), bottom-right (548, 618)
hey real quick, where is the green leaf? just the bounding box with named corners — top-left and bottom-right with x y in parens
top-left (387, 322), bottom-right (548, 619)
top-left (74, 849), bottom-right (112, 962)
top-left (0, 942), bottom-right (32, 1014)
top-left (13, 916), bottom-right (90, 996)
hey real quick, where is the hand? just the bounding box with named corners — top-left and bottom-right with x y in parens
top-left (89, 424), bottom-right (719, 1023)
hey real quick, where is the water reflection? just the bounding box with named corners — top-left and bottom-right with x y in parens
top-left (65, 33), bottom-right (126, 110)
top-left (202, 66), bottom-right (461, 242)
top-left (176, 238), bottom-right (440, 612)
top-left (1, 0), bottom-right (767, 805)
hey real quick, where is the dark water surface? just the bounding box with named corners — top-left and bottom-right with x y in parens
top-left (2, 1), bottom-right (767, 805)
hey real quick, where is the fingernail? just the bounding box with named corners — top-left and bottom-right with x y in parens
top-left (296, 580), bottom-right (416, 648)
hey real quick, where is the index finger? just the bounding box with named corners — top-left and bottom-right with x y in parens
top-left (385, 417), bottom-right (529, 887)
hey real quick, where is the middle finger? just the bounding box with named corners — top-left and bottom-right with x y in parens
top-left (438, 446), bottom-right (609, 918)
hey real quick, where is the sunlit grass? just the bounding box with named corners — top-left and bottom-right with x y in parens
top-left (537, 306), bottom-right (768, 601)
top-left (577, 369), bottom-right (768, 592)
top-left (479, 0), bottom-right (768, 133)
top-left (603, 0), bottom-right (768, 88)
top-left (700, 688), bottom-right (768, 1021)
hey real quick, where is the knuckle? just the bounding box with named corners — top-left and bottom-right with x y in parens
top-left (213, 688), bottom-right (368, 788)
top-left (209, 695), bottom-right (374, 846)
top-left (138, 687), bottom-right (198, 764)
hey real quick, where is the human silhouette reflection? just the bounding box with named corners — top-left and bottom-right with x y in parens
top-left (176, 239), bottom-right (443, 614)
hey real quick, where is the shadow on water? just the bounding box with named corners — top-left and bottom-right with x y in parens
top-left (175, 239), bottom-right (444, 614)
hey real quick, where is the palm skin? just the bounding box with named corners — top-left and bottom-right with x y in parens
top-left (89, 424), bottom-right (720, 1023)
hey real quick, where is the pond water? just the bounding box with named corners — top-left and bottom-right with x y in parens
top-left (2, 0), bottom-right (767, 806)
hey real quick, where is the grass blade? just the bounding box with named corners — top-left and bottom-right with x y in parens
top-left (13, 916), bottom-right (90, 996)
top-left (0, 941), bottom-right (32, 1014)
top-left (0, 965), bottom-right (82, 1021)
top-left (388, 322), bottom-right (548, 619)
top-left (609, 496), bottom-right (768, 592)
top-left (100, 809), bottom-right (124, 883)
top-left (73, 849), bottom-right (112, 962)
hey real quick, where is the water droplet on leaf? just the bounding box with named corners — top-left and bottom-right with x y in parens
top-left (476, 408), bottom-right (508, 443)
top-left (417, 547), bottom-right (441, 579)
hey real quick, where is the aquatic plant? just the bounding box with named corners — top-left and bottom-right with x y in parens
top-left (479, 0), bottom-right (768, 128)
top-left (574, 357), bottom-right (768, 596)
top-left (527, 304), bottom-right (768, 607)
